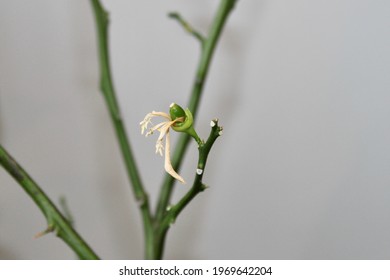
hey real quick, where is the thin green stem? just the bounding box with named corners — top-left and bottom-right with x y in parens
top-left (155, 0), bottom-right (237, 223)
top-left (0, 144), bottom-right (99, 260)
top-left (90, 0), bottom-right (154, 259)
top-left (154, 120), bottom-right (223, 259)
top-left (169, 12), bottom-right (205, 43)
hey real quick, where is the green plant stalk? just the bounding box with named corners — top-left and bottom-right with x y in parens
top-left (0, 144), bottom-right (99, 259)
top-left (168, 12), bottom-right (205, 43)
top-left (154, 120), bottom-right (223, 259)
top-left (90, 0), bottom-right (154, 259)
top-left (91, 0), bottom-right (236, 259)
top-left (155, 0), bottom-right (237, 222)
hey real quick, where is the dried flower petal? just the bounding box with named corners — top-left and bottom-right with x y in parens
top-left (140, 108), bottom-right (186, 184)
top-left (164, 132), bottom-right (185, 184)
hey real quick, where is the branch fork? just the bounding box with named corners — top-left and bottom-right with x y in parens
top-left (0, 0), bottom-right (237, 260)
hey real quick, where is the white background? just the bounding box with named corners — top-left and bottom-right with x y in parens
top-left (1, 260), bottom-right (390, 280)
top-left (1, 0), bottom-right (390, 259)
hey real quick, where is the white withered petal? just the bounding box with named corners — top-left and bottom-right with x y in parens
top-left (140, 109), bottom-right (186, 184)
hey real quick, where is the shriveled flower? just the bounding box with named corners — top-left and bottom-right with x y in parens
top-left (140, 103), bottom-right (193, 184)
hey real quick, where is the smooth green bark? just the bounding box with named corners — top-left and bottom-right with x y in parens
top-left (90, 0), bottom-right (154, 259)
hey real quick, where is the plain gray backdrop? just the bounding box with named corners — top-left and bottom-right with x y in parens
top-left (1, 0), bottom-right (390, 259)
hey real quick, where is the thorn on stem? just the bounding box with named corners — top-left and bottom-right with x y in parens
top-left (137, 196), bottom-right (146, 208)
top-left (34, 225), bottom-right (55, 239)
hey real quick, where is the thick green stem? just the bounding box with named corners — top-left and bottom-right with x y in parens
top-left (155, 0), bottom-right (237, 226)
top-left (90, 0), bottom-right (154, 259)
top-left (0, 145), bottom-right (99, 259)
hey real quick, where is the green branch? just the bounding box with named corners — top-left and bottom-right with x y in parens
top-left (155, 0), bottom-right (237, 223)
top-left (169, 12), bottom-right (205, 43)
top-left (90, 0), bottom-right (154, 259)
top-left (154, 120), bottom-right (223, 259)
top-left (91, 0), bottom-right (236, 259)
top-left (0, 144), bottom-right (99, 259)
